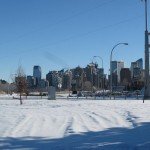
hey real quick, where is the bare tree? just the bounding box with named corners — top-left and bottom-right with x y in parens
top-left (15, 66), bottom-right (27, 105)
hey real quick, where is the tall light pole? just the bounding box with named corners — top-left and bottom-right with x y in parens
top-left (142, 0), bottom-right (150, 101)
top-left (110, 43), bottom-right (128, 94)
top-left (93, 56), bottom-right (104, 94)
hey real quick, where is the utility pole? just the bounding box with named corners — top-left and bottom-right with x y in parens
top-left (143, 0), bottom-right (150, 101)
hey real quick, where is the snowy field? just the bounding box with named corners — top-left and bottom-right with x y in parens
top-left (0, 96), bottom-right (150, 150)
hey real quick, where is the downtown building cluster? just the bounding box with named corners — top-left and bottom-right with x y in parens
top-left (26, 64), bottom-right (105, 92)
top-left (26, 58), bottom-right (144, 93)
top-left (109, 58), bottom-right (144, 91)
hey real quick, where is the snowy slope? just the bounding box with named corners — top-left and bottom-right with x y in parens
top-left (0, 98), bottom-right (150, 149)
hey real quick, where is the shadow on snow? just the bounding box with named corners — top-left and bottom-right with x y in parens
top-left (0, 122), bottom-right (150, 150)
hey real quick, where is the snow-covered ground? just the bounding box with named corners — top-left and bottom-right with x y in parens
top-left (0, 97), bottom-right (150, 150)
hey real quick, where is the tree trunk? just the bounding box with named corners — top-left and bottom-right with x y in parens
top-left (20, 93), bottom-right (23, 105)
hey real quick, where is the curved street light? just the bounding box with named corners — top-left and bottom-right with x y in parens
top-left (110, 43), bottom-right (128, 94)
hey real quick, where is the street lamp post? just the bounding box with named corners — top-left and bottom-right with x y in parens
top-left (110, 43), bottom-right (128, 95)
top-left (142, 0), bottom-right (150, 101)
top-left (93, 56), bottom-right (104, 98)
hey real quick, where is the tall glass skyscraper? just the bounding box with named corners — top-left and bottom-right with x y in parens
top-left (136, 58), bottom-right (143, 70)
top-left (33, 66), bottom-right (41, 86)
top-left (111, 61), bottom-right (124, 83)
top-left (130, 58), bottom-right (143, 78)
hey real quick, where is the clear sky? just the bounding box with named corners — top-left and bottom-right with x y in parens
top-left (0, 0), bottom-right (149, 81)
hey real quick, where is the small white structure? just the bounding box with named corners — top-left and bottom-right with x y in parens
top-left (48, 86), bottom-right (56, 100)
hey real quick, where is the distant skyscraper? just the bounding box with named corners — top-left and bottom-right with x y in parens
top-left (27, 75), bottom-right (36, 88)
top-left (111, 61), bottom-right (124, 83)
top-left (133, 67), bottom-right (141, 79)
top-left (111, 61), bottom-right (118, 86)
top-left (40, 79), bottom-right (49, 89)
top-left (136, 58), bottom-right (143, 70)
top-left (46, 71), bottom-right (53, 86)
top-left (33, 66), bottom-right (42, 86)
top-left (46, 71), bottom-right (59, 88)
top-left (131, 62), bottom-right (137, 77)
top-left (120, 68), bottom-right (131, 85)
top-left (130, 58), bottom-right (143, 78)
top-left (111, 61), bottom-right (117, 74)
top-left (117, 61), bottom-right (124, 83)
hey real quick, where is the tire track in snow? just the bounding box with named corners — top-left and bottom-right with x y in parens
top-left (56, 116), bottom-right (72, 138)
top-left (64, 117), bottom-right (74, 136)
top-left (9, 114), bottom-right (33, 137)
top-left (84, 110), bottom-right (131, 130)
top-left (63, 110), bottom-right (90, 134)
top-left (8, 113), bottom-right (59, 137)
top-left (72, 113), bottom-right (90, 133)
top-left (83, 111), bottom-right (112, 130)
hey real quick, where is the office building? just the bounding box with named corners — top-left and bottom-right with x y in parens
top-left (33, 66), bottom-right (42, 86)
top-left (136, 58), bottom-right (143, 70)
top-left (111, 61), bottom-right (124, 85)
top-left (117, 61), bottom-right (124, 82)
top-left (40, 79), bottom-right (49, 89)
top-left (120, 68), bottom-right (131, 85)
top-left (130, 58), bottom-right (143, 78)
top-left (27, 75), bottom-right (36, 88)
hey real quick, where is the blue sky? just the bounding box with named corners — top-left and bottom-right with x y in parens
top-left (0, 0), bottom-right (148, 81)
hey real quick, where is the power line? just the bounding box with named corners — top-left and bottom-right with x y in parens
top-left (0, 0), bottom-right (118, 46)
top-left (0, 14), bottom-right (143, 60)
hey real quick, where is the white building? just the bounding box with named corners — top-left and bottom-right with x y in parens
top-left (111, 61), bottom-right (124, 83)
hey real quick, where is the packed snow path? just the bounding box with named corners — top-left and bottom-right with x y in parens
top-left (0, 99), bottom-right (150, 149)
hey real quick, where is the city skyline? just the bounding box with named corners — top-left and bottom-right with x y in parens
top-left (0, 0), bottom-right (148, 81)
top-left (27, 57), bottom-right (143, 80)
top-left (23, 57), bottom-right (144, 92)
